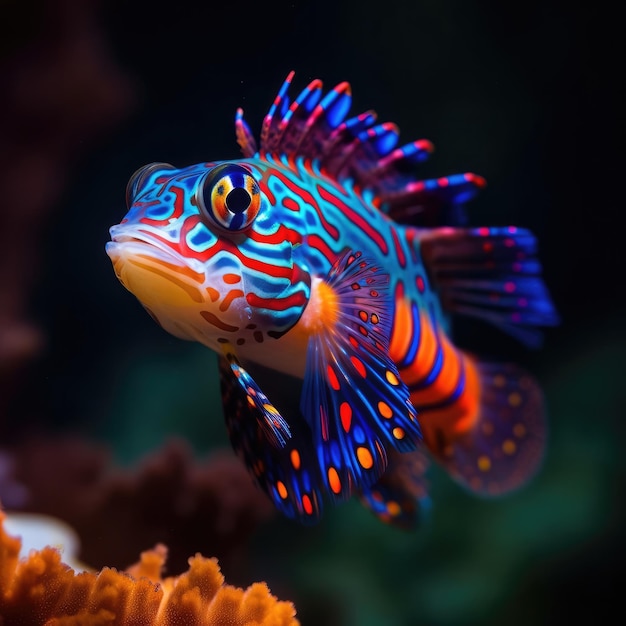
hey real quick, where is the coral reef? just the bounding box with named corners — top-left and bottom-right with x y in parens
top-left (0, 438), bottom-right (275, 576)
top-left (0, 508), bottom-right (300, 625)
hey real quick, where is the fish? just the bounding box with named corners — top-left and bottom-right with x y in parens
top-left (106, 71), bottom-right (559, 528)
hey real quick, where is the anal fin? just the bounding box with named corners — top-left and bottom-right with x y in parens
top-left (359, 448), bottom-right (432, 530)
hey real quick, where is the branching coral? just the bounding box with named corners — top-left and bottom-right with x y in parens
top-left (0, 509), bottom-right (299, 625)
top-left (0, 438), bottom-right (275, 576)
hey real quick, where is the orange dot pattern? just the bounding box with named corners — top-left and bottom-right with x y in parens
top-left (430, 365), bottom-right (546, 498)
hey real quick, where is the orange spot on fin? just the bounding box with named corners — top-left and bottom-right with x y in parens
top-left (290, 449), bottom-right (301, 470)
top-left (327, 364), bottom-right (340, 390)
top-left (301, 494), bottom-right (314, 515)
top-left (276, 481), bottom-right (288, 499)
top-left (357, 446), bottom-right (374, 469)
top-left (340, 402), bottom-right (352, 432)
top-left (350, 356), bottom-right (367, 378)
top-left (328, 467), bottom-right (342, 494)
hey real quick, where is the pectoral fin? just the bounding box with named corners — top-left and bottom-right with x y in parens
top-left (301, 250), bottom-right (423, 502)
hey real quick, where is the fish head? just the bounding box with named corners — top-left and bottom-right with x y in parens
top-left (106, 160), bottom-right (311, 351)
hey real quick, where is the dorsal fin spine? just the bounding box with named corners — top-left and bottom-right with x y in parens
top-left (240, 72), bottom-right (489, 226)
top-left (235, 107), bottom-right (257, 157)
top-left (260, 71), bottom-right (294, 150)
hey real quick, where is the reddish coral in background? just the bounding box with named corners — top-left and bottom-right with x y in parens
top-left (0, 438), bottom-right (275, 576)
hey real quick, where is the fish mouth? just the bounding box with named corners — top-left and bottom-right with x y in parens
top-left (106, 227), bottom-right (187, 267)
top-left (106, 225), bottom-right (209, 306)
top-left (106, 225), bottom-right (206, 281)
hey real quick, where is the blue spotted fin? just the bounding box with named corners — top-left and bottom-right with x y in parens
top-left (219, 357), bottom-right (323, 522)
top-left (359, 448), bottom-right (432, 530)
top-left (420, 226), bottom-right (560, 347)
top-left (301, 251), bottom-right (422, 502)
top-left (235, 72), bottom-right (480, 226)
top-left (432, 361), bottom-right (546, 496)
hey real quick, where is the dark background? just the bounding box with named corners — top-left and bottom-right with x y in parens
top-left (1, 0), bottom-right (623, 624)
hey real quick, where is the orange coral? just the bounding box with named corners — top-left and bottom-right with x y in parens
top-left (0, 510), bottom-right (299, 625)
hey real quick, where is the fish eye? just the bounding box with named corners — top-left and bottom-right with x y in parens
top-left (126, 162), bottom-right (176, 208)
top-left (198, 163), bottom-right (261, 231)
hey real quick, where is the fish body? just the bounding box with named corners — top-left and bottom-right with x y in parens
top-left (107, 73), bottom-right (558, 527)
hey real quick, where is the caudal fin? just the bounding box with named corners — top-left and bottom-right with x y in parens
top-left (432, 361), bottom-right (546, 497)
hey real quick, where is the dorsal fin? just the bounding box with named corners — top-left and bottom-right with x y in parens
top-left (420, 226), bottom-right (560, 347)
top-left (235, 71), bottom-right (485, 226)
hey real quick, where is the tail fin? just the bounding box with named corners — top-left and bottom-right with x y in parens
top-left (431, 360), bottom-right (546, 496)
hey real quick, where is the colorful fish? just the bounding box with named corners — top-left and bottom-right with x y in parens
top-left (106, 72), bottom-right (558, 528)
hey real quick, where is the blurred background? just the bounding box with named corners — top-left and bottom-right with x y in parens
top-left (1, 0), bottom-right (622, 624)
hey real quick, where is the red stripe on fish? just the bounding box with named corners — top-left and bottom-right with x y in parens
top-left (317, 186), bottom-right (389, 255)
